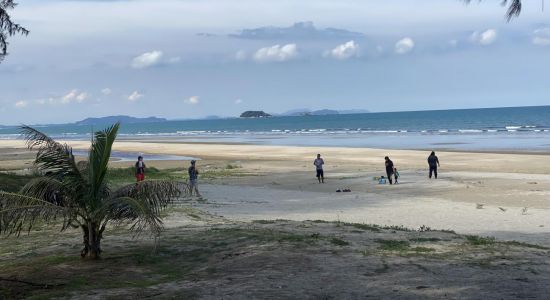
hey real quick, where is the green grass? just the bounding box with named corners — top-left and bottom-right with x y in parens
top-left (106, 167), bottom-right (182, 186)
top-left (0, 173), bottom-right (36, 192)
top-left (225, 164), bottom-right (241, 170)
top-left (252, 219), bottom-right (290, 224)
top-left (504, 241), bottom-right (548, 250)
top-left (343, 223), bottom-right (381, 232)
top-left (376, 240), bottom-right (410, 251)
top-left (410, 247), bottom-right (436, 253)
top-left (465, 235), bottom-right (496, 246)
top-left (409, 237), bottom-right (442, 243)
top-left (330, 237), bottom-right (350, 246)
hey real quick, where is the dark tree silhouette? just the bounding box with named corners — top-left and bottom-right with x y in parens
top-left (0, 0), bottom-right (28, 62)
top-left (464, 0), bottom-right (523, 21)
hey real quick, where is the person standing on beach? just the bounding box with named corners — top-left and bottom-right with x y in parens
top-left (135, 156), bottom-right (146, 182)
top-left (188, 160), bottom-right (202, 197)
top-left (313, 154), bottom-right (325, 183)
top-left (428, 151), bottom-right (440, 179)
top-left (385, 156), bottom-right (394, 185)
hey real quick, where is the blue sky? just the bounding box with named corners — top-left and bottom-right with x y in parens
top-left (0, 0), bottom-right (549, 124)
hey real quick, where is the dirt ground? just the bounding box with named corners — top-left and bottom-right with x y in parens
top-left (1, 209), bottom-right (549, 299)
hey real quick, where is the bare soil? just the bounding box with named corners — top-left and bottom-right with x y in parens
top-left (1, 211), bottom-right (549, 299)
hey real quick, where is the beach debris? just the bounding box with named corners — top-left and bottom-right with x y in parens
top-left (498, 207), bottom-right (507, 212)
top-left (522, 207), bottom-right (528, 215)
top-left (527, 182), bottom-right (538, 185)
top-left (476, 204), bottom-right (484, 209)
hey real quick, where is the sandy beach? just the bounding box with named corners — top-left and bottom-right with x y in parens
top-left (1, 139), bottom-right (549, 246)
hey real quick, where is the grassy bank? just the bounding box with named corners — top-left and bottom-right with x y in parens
top-left (1, 218), bottom-right (549, 299)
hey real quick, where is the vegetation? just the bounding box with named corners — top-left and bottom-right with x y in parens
top-left (0, 123), bottom-right (185, 259)
top-left (464, 0), bottom-right (523, 21)
top-left (0, 1), bottom-right (29, 62)
top-left (0, 173), bottom-right (36, 193)
top-left (465, 235), bottom-right (496, 246)
top-left (376, 239), bottom-right (411, 251)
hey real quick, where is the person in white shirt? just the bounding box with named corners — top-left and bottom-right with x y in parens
top-left (313, 154), bottom-right (325, 183)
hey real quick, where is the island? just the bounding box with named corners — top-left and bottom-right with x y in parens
top-left (239, 111), bottom-right (272, 118)
top-left (75, 115), bottom-right (167, 126)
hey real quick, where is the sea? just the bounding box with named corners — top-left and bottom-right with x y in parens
top-left (2, 106), bottom-right (550, 152)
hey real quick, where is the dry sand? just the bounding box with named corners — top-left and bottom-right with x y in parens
top-left (1, 139), bottom-right (550, 246)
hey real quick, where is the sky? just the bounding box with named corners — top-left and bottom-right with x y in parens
top-left (0, 0), bottom-right (549, 124)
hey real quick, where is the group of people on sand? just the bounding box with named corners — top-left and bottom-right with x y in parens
top-left (313, 151), bottom-right (441, 185)
top-left (132, 150), bottom-right (440, 196)
top-left (134, 156), bottom-right (202, 197)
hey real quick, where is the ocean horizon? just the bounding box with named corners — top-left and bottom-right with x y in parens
top-left (2, 105), bottom-right (550, 152)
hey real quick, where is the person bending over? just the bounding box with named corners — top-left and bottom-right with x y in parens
top-left (428, 151), bottom-right (440, 179)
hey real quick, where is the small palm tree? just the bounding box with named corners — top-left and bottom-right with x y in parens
top-left (0, 123), bottom-right (184, 259)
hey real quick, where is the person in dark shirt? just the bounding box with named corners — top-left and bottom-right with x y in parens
top-left (428, 151), bottom-right (440, 179)
top-left (384, 156), bottom-right (394, 185)
top-left (135, 156), bottom-right (146, 182)
top-left (188, 160), bottom-right (202, 197)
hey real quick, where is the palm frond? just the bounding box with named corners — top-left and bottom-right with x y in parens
top-left (19, 126), bottom-right (85, 183)
top-left (463, 0), bottom-right (522, 21)
top-left (502, 0), bottom-right (522, 21)
top-left (0, 192), bottom-right (69, 236)
top-left (19, 177), bottom-right (64, 204)
top-left (102, 196), bottom-right (164, 236)
top-left (111, 180), bottom-right (185, 215)
top-left (88, 123), bottom-right (119, 201)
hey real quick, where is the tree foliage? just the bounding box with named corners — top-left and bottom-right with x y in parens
top-left (464, 0), bottom-right (523, 21)
top-left (0, 123), bottom-right (186, 259)
top-left (0, 0), bottom-right (28, 62)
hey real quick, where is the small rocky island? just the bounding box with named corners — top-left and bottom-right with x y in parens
top-left (240, 111), bottom-right (272, 118)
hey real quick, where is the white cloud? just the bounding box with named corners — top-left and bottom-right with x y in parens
top-left (395, 37), bottom-right (415, 54)
top-left (471, 29), bottom-right (497, 46)
top-left (131, 50), bottom-right (163, 69)
top-left (101, 88), bottom-right (112, 95)
top-left (253, 44), bottom-right (298, 63)
top-left (14, 100), bottom-right (28, 108)
top-left (76, 92), bottom-right (88, 102)
top-left (128, 91), bottom-right (144, 102)
top-left (185, 96), bottom-right (200, 105)
top-left (328, 40), bottom-right (359, 60)
top-left (533, 28), bottom-right (550, 46)
top-left (235, 99), bottom-right (243, 104)
top-left (62, 89), bottom-right (78, 104)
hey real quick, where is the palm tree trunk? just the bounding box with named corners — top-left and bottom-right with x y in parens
top-left (80, 222), bottom-right (102, 259)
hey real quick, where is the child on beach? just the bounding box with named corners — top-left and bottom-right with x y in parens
top-left (394, 168), bottom-right (400, 184)
top-left (378, 176), bottom-right (387, 184)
